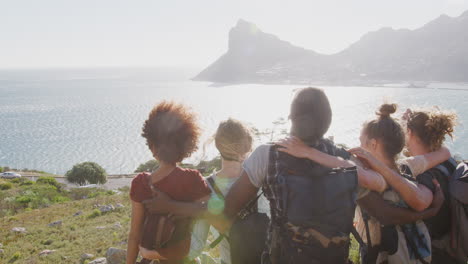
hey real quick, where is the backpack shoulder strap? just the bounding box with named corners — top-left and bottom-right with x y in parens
top-left (237, 191), bottom-right (264, 220)
top-left (206, 175), bottom-right (229, 248)
top-left (361, 210), bottom-right (373, 248)
top-left (351, 225), bottom-right (366, 249)
top-left (207, 175), bottom-right (224, 199)
top-left (401, 225), bottom-right (430, 264)
top-left (435, 164), bottom-right (451, 178)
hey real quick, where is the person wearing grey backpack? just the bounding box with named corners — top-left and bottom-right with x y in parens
top-left (224, 87), bottom-right (389, 264)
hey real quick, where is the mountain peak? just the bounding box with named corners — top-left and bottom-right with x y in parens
top-left (236, 19), bottom-right (253, 27)
top-left (232, 19), bottom-right (260, 35)
top-left (196, 12), bottom-right (468, 83)
top-left (460, 9), bottom-right (468, 18)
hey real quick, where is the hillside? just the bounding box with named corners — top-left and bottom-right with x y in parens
top-left (195, 11), bottom-right (468, 84)
top-left (0, 177), bottom-right (225, 264)
top-left (0, 177), bottom-right (360, 264)
top-left (0, 186), bottom-right (131, 263)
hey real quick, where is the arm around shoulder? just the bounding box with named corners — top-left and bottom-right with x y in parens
top-left (357, 190), bottom-right (440, 226)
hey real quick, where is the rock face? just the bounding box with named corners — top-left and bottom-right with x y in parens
top-left (195, 11), bottom-right (468, 83)
top-left (99, 205), bottom-right (115, 213)
top-left (48, 220), bottom-right (63, 227)
top-left (39, 249), bottom-right (56, 256)
top-left (89, 257), bottom-right (107, 264)
top-left (73, 210), bottom-right (83, 217)
top-left (106, 247), bottom-right (127, 264)
top-left (81, 253), bottom-right (94, 260)
top-left (11, 227), bottom-right (27, 234)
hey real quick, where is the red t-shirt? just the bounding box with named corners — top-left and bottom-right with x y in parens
top-left (130, 167), bottom-right (211, 262)
top-left (130, 167), bottom-right (210, 203)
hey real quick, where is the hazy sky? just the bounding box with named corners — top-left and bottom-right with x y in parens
top-left (1, 0), bottom-right (468, 69)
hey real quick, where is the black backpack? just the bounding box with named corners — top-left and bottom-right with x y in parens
top-left (206, 176), bottom-right (270, 264)
top-left (262, 140), bottom-right (358, 264)
top-left (435, 159), bottom-right (468, 262)
top-left (229, 192), bottom-right (269, 264)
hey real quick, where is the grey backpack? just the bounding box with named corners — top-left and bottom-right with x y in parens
top-left (436, 160), bottom-right (468, 262)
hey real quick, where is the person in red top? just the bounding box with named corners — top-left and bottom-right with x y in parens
top-left (126, 101), bottom-right (211, 264)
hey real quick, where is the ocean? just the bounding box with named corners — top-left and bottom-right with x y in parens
top-left (0, 67), bottom-right (466, 175)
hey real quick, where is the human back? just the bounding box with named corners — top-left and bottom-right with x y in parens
top-left (188, 118), bottom-right (253, 264)
top-left (127, 101), bottom-right (211, 264)
top-left (403, 108), bottom-right (461, 263)
top-left (353, 104), bottom-right (433, 264)
top-left (263, 139), bottom-right (357, 264)
top-left (239, 87), bottom-right (358, 264)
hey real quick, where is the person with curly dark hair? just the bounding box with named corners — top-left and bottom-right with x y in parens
top-left (126, 101), bottom-right (211, 264)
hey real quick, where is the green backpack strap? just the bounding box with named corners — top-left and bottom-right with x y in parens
top-left (206, 175), bottom-right (228, 248)
top-left (207, 176), bottom-right (224, 199)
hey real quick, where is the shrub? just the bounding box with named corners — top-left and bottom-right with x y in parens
top-left (118, 186), bottom-right (130, 192)
top-left (68, 187), bottom-right (113, 200)
top-left (65, 162), bottom-right (107, 186)
top-left (11, 177), bottom-right (34, 186)
top-left (0, 166), bottom-right (3, 173)
top-left (36, 176), bottom-right (61, 189)
top-left (12, 184), bottom-right (69, 210)
top-left (196, 156), bottom-right (222, 174)
top-left (68, 188), bottom-right (95, 200)
top-left (20, 180), bottom-right (34, 186)
top-left (10, 251), bottom-right (21, 262)
top-left (135, 159), bottom-right (159, 173)
top-left (87, 209), bottom-right (102, 219)
top-left (15, 195), bottom-right (32, 204)
top-left (0, 181), bottom-right (13, 190)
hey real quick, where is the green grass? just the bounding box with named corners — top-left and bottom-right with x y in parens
top-left (0, 192), bottom-right (131, 263)
top-left (0, 183), bottom-right (361, 264)
top-left (0, 178), bottom-right (118, 218)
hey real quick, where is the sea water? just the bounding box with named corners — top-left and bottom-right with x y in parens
top-left (0, 67), bottom-right (466, 174)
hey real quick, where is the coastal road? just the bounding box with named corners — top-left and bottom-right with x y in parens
top-left (23, 174), bottom-right (137, 190)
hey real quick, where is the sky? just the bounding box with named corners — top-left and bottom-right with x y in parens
top-left (1, 0), bottom-right (468, 69)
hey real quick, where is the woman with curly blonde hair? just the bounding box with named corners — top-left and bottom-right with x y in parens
top-left (400, 107), bottom-right (459, 264)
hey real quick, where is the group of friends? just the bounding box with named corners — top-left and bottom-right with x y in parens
top-left (125, 87), bottom-right (466, 264)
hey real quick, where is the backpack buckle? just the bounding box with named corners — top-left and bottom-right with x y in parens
top-left (291, 232), bottom-right (308, 244)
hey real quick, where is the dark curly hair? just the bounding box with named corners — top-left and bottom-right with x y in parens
top-left (142, 101), bottom-right (201, 164)
top-left (363, 103), bottom-right (405, 162)
top-left (406, 108), bottom-right (457, 151)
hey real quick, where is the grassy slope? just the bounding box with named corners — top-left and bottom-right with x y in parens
top-left (0, 193), bottom-right (131, 264)
top-left (0, 190), bottom-right (360, 264)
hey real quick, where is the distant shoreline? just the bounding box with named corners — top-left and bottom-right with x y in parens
top-left (201, 80), bottom-right (468, 91)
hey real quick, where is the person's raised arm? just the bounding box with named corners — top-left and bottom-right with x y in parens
top-left (126, 201), bottom-right (146, 264)
top-left (404, 146), bottom-right (451, 176)
top-left (357, 179), bottom-right (444, 226)
top-left (276, 137), bottom-right (387, 193)
top-left (351, 147), bottom-right (433, 212)
top-left (276, 137), bottom-right (354, 168)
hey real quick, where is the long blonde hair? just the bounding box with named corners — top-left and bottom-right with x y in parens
top-left (214, 118), bottom-right (253, 162)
